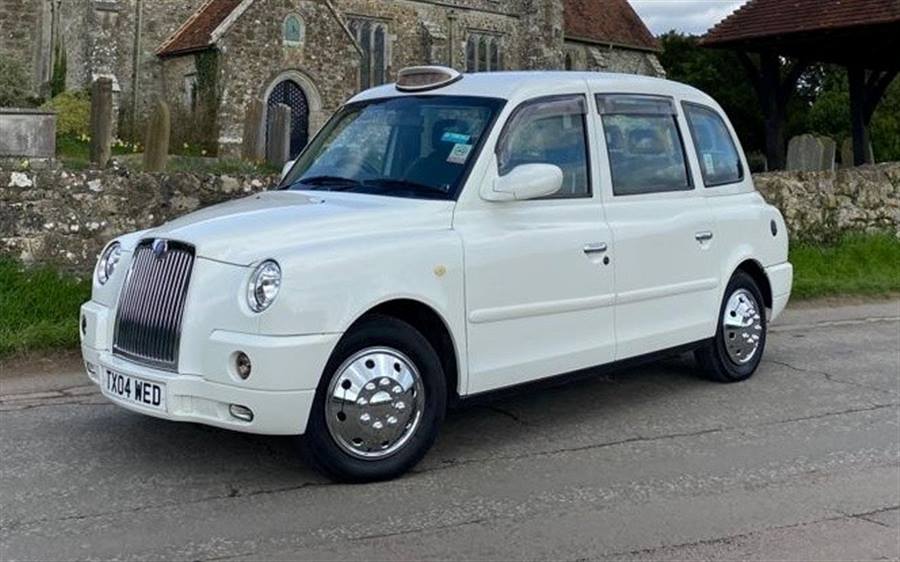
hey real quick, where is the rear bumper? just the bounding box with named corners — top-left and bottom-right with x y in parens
top-left (766, 262), bottom-right (793, 322)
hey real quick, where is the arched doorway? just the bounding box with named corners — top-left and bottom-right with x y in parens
top-left (266, 79), bottom-right (309, 158)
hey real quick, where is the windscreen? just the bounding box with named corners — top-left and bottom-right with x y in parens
top-left (281, 95), bottom-right (505, 200)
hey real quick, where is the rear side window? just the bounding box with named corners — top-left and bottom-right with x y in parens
top-left (497, 95), bottom-right (591, 199)
top-left (683, 103), bottom-right (743, 186)
top-left (597, 95), bottom-right (691, 196)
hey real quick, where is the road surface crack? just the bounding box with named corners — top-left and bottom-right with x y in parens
top-left (764, 358), bottom-right (897, 396)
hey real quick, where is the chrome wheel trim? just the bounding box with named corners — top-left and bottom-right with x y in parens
top-left (325, 347), bottom-right (425, 460)
top-left (722, 288), bottom-right (763, 365)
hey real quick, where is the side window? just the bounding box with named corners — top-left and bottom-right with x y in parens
top-left (683, 102), bottom-right (743, 186)
top-left (497, 95), bottom-right (591, 199)
top-left (597, 94), bottom-right (691, 196)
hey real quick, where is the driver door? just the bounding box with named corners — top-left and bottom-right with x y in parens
top-left (454, 94), bottom-right (616, 394)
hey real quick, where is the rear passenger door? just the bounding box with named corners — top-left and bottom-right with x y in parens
top-left (593, 93), bottom-right (720, 359)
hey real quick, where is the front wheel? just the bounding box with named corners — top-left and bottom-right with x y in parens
top-left (301, 315), bottom-right (446, 482)
top-left (695, 271), bottom-right (767, 382)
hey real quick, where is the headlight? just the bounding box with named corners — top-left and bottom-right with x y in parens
top-left (96, 242), bottom-right (122, 285)
top-left (247, 260), bottom-right (281, 312)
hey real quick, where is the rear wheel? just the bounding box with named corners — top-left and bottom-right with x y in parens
top-left (695, 271), bottom-right (767, 382)
top-left (301, 315), bottom-right (446, 482)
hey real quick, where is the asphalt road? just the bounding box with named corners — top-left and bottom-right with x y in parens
top-left (1, 301), bottom-right (899, 561)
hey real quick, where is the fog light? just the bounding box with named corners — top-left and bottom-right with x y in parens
top-left (84, 361), bottom-right (98, 382)
top-left (81, 315), bottom-right (87, 337)
top-left (229, 404), bottom-right (254, 422)
top-left (235, 352), bottom-right (252, 379)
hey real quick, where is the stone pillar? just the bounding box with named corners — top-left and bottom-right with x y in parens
top-left (143, 100), bottom-right (170, 172)
top-left (241, 99), bottom-right (265, 163)
top-left (266, 103), bottom-right (292, 168)
top-left (90, 78), bottom-right (113, 168)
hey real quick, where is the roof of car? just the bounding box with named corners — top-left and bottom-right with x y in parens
top-left (350, 71), bottom-right (714, 107)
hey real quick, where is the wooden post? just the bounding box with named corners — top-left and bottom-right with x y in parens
top-left (241, 99), bottom-right (265, 162)
top-left (848, 65), bottom-right (869, 167)
top-left (143, 100), bottom-right (170, 172)
top-left (266, 103), bottom-right (292, 168)
top-left (89, 78), bottom-right (113, 168)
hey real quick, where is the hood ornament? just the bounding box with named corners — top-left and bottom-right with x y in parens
top-left (151, 239), bottom-right (169, 259)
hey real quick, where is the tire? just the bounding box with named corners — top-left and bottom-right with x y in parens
top-left (695, 271), bottom-right (767, 383)
top-left (301, 314), bottom-right (447, 482)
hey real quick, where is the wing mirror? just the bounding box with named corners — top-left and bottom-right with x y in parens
top-left (483, 163), bottom-right (563, 201)
top-left (279, 159), bottom-right (296, 182)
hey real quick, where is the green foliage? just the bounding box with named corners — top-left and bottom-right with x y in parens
top-left (658, 32), bottom-right (765, 154)
top-left (0, 259), bottom-right (91, 357)
top-left (41, 90), bottom-right (91, 138)
top-left (790, 232), bottom-right (900, 299)
top-left (658, 34), bottom-right (900, 163)
top-left (0, 56), bottom-right (32, 107)
top-left (50, 41), bottom-right (67, 98)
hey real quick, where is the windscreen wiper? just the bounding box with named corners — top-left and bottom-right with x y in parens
top-left (286, 175), bottom-right (363, 191)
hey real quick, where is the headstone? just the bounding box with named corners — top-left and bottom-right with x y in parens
top-left (818, 136), bottom-right (836, 172)
top-left (786, 134), bottom-right (823, 172)
top-left (241, 99), bottom-right (265, 162)
top-left (143, 100), bottom-right (170, 172)
top-left (0, 109), bottom-right (56, 158)
top-left (89, 77), bottom-right (113, 168)
top-left (266, 103), bottom-right (291, 168)
top-left (840, 138), bottom-right (874, 168)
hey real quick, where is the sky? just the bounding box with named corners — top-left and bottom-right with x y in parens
top-left (628, 0), bottom-right (746, 36)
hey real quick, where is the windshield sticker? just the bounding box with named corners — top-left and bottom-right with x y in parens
top-left (441, 132), bottom-right (471, 144)
top-left (447, 144), bottom-right (473, 165)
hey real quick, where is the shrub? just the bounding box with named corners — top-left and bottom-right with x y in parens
top-left (0, 56), bottom-right (31, 107)
top-left (41, 89), bottom-right (91, 138)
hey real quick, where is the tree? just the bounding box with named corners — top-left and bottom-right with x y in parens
top-left (658, 32), bottom-right (765, 156)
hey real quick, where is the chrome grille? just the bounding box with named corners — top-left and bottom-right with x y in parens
top-left (113, 240), bottom-right (194, 371)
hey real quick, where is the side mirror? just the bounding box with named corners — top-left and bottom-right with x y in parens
top-left (279, 159), bottom-right (296, 182)
top-left (484, 163), bottom-right (563, 201)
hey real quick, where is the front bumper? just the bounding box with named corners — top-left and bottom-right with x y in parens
top-left (81, 301), bottom-right (340, 435)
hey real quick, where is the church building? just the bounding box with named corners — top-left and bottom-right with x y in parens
top-left (2, 0), bottom-right (662, 157)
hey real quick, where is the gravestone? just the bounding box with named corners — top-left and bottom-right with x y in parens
top-left (818, 136), bottom-right (836, 172)
top-left (143, 100), bottom-right (170, 172)
top-left (241, 99), bottom-right (265, 162)
top-left (786, 134), bottom-right (824, 172)
top-left (0, 109), bottom-right (56, 158)
top-left (266, 103), bottom-right (292, 168)
top-left (840, 138), bottom-right (874, 168)
top-left (89, 78), bottom-right (113, 168)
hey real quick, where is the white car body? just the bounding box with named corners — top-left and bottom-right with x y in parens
top-left (81, 71), bottom-right (792, 437)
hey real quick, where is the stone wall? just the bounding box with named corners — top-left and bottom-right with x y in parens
top-left (0, 164), bottom-right (276, 271)
top-left (7, 162), bottom-right (894, 274)
top-left (754, 163), bottom-right (900, 243)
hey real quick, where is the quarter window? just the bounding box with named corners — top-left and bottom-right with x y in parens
top-left (683, 102), bottom-right (743, 186)
top-left (498, 95), bottom-right (590, 199)
top-left (598, 94), bottom-right (691, 196)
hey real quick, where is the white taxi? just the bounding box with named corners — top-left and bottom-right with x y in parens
top-left (81, 67), bottom-right (792, 482)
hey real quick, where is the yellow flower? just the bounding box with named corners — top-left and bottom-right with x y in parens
top-left (183, 143), bottom-right (189, 149)
top-left (201, 149), bottom-right (207, 156)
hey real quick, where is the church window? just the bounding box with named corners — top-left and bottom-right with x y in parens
top-left (283, 14), bottom-right (304, 47)
top-left (466, 33), bottom-right (503, 72)
top-left (350, 18), bottom-right (389, 90)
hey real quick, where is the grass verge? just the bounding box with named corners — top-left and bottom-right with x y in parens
top-left (1, 234), bottom-right (897, 358)
top-left (0, 260), bottom-right (91, 358)
top-left (790, 233), bottom-right (900, 300)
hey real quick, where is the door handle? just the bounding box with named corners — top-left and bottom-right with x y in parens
top-left (583, 242), bottom-right (608, 254)
top-left (695, 231), bottom-right (714, 242)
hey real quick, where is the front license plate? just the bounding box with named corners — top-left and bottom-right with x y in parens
top-left (104, 370), bottom-right (166, 412)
